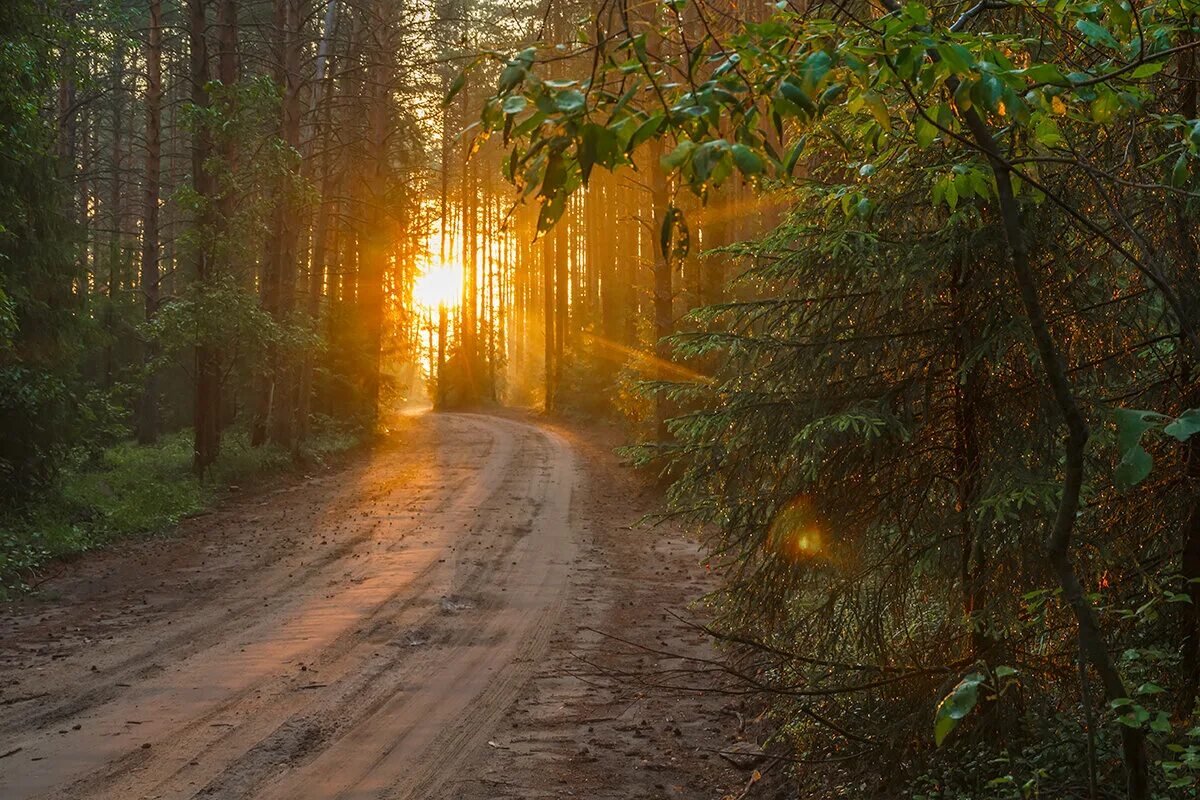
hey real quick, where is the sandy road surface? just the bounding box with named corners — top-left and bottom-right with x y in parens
top-left (0, 412), bottom-right (583, 799)
top-left (0, 412), bottom-right (756, 800)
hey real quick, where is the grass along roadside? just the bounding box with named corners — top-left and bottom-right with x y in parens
top-left (0, 418), bottom-right (366, 598)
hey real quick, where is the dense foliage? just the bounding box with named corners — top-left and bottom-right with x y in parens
top-left (0, 1), bottom-right (90, 497)
top-left (0, 0), bottom-right (443, 584)
top-left (477, 0), bottom-right (1200, 795)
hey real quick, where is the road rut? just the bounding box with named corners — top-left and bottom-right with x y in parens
top-left (0, 413), bottom-right (578, 800)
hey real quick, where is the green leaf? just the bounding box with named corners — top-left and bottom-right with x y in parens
top-left (1115, 409), bottom-right (1158, 452)
top-left (779, 80), bottom-right (817, 118)
top-left (498, 62), bottom-right (525, 93)
top-left (691, 139), bottom-right (729, 184)
top-left (1164, 409), bottom-right (1200, 442)
top-left (1018, 63), bottom-right (1065, 84)
top-left (953, 79), bottom-right (974, 111)
top-left (578, 123), bottom-right (621, 183)
top-left (662, 139), bottom-right (696, 171)
top-left (936, 43), bottom-right (973, 75)
top-left (1131, 61), bottom-right (1165, 79)
top-left (444, 71), bottom-right (467, 107)
top-left (1171, 153), bottom-right (1190, 187)
top-left (862, 92), bottom-right (890, 129)
top-left (974, 74), bottom-right (1006, 113)
top-left (502, 95), bottom-right (527, 115)
top-left (934, 672), bottom-right (985, 746)
top-left (1075, 19), bottom-right (1118, 49)
top-left (731, 143), bottom-right (765, 177)
top-left (819, 82), bottom-right (846, 107)
top-left (1115, 445), bottom-right (1152, 492)
top-left (1034, 114), bottom-right (1063, 147)
top-left (1091, 90), bottom-right (1121, 124)
top-left (628, 112), bottom-right (665, 153)
top-left (784, 139), bottom-right (804, 175)
top-left (914, 114), bottom-right (938, 149)
top-left (555, 89), bottom-right (587, 114)
top-left (799, 50), bottom-right (832, 94)
top-left (511, 111), bottom-right (545, 140)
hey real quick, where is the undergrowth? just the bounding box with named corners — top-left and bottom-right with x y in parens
top-left (0, 417), bottom-right (364, 598)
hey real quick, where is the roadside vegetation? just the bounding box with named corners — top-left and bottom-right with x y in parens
top-left (478, 0), bottom-right (1200, 797)
top-left (0, 419), bottom-right (363, 598)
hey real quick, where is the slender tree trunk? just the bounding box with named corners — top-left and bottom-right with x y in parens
top-left (298, 0), bottom-right (339, 441)
top-left (650, 140), bottom-right (672, 441)
top-left (553, 206), bottom-right (567, 408)
top-left (264, 0), bottom-right (303, 447)
top-left (955, 87), bottom-right (1149, 800)
top-left (543, 225), bottom-right (555, 411)
top-left (104, 38), bottom-right (124, 390)
top-left (136, 0), bottom-right (164, 444)
top-left (359, 0), bottom-right (391, 420)
top-left (950, 243), bottom-right (990, 659)
top-left (190, 0), bottom-right (221, 474)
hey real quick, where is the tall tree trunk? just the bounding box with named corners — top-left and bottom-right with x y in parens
top-left (297, 0), bottom-right (339, 441)
top-left (263, 0), bottom-right (303, 447)
top-left (543, 223), bottom-right (555, 411)
top-left (553, 205), bottom-right (567, 408)
top-left (461, 134), bottom-right (478, 401)
top-left (359, 0), bottom-right (391, 420)
top-left (190, 0), bottom-right (221, 473)
top-left (104, 38), bottom-right (124, 390)
top-left (950, 242), bottom-right (989, 659)
top-left (136, 0), bottom-right (163, 444)
top-left (650, 139), bottom-right (672, 441)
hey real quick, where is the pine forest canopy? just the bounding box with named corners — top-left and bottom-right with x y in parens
top-left (4, 0), bottom-right (1200, 796)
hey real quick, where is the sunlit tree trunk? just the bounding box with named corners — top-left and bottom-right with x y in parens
top-left (358, 0), bottom-right (391, 420)
top-left (543, 223), bottom-right (555, 411)
top-left (650, 139), bottom-right (671, 441)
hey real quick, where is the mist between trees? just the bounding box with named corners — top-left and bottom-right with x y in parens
top-left (5, 0), bottom-right (1200, 796)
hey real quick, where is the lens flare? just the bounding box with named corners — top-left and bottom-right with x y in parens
top-left (766, 495), bottom-right (825, 562)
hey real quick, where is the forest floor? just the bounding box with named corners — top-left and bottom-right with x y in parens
top-left (0, 410), bottom-right (774, 800)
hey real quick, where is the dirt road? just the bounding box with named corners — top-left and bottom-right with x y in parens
top-left (0, 413), bottom-right (750, 800)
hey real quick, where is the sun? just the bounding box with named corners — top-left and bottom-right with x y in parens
top-left (412, 262), bottom-right (463, 312)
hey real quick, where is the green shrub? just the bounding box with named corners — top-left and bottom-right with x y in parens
top-left (0, 421), bottom-right (364, 598)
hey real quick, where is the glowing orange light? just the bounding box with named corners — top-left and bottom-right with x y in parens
top-left (766, 495), bottom-right (826, 562)
top-left (580, 332), bottom-right (715, 385)
top-left (412, 262), bottom-right (463, 312)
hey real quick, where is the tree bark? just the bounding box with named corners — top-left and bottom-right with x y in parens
top-left (650, 139), bottom-right (672, 442)
top-left (136, 0), bottom-right (163, 445)
top-left (297, 0), bottom-right (339, 440)
top-left (262, 0), bottom-right (303, 447)
top-left (190, 0), bottom-right (221, 474)
top-left (543, 219), bottom-right (556, 411)
top-left (358, 0), bottom-right (391, 420)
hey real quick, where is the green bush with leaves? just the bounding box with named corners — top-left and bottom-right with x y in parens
top-left (471, 0), bottom-right (1200, 794)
